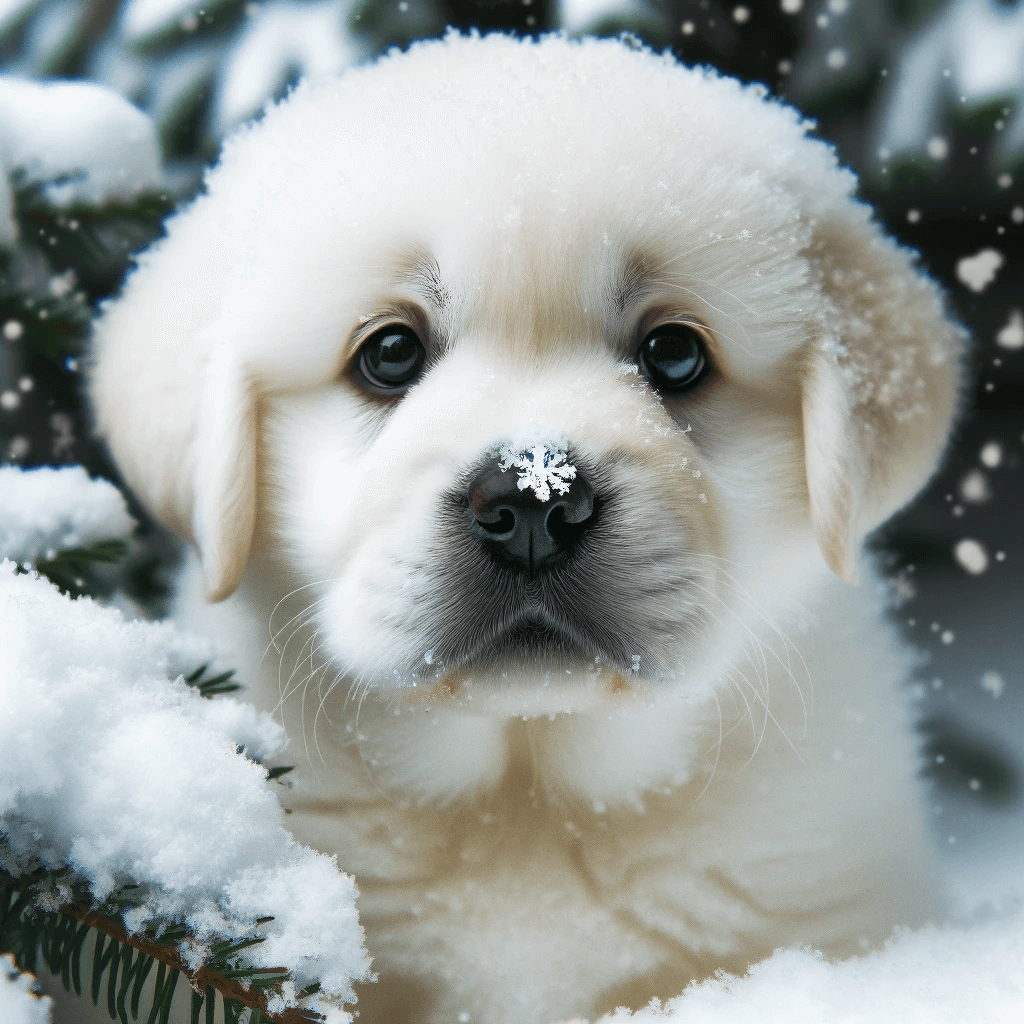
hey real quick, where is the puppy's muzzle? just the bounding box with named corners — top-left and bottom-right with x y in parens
top-left (467, 459), bottom-right (597, 572)
top-left (427, 448), bottom-right (688, 675)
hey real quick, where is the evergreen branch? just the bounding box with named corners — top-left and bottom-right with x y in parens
top-left (0, 871), bottom-right (324, 1024)
top-left (9, 175), bottom-right (175, 297)
top-left (0, 262), bottom-right (91, 365)
top-left (28, 539), bottom-right (129, 598)
top-left (184, 664), bottom-right (243, 698)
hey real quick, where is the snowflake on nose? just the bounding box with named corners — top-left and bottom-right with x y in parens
top-left (497, 444), bottom-right (577, 502)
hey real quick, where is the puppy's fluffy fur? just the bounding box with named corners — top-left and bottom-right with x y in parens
top-left (91, 34), bottom-right (963, 1024)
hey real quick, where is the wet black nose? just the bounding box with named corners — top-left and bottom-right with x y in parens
top-left (467, 459), bottom-right (597, 571)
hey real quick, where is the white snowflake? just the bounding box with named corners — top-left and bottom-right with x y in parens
top-left (956, 248), bottom-right (1004, 293)
top-left (497, 444), bottom-right (577, 503)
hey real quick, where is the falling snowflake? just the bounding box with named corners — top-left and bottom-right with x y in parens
top-left (497, 444), bottom-right (577, 502)
top-left (960, 469), bottom-right (991, 503)
top-left (954, 538), bottom-right (989, 575)
top-left (980, 442), bottom-right (1003, 468)
top-left (826, 48), bottom-right (847, 70)
top-left (996, 310), bottom-right (1023, 351)
top-left (981, 672), bottom-right (1005, 699)
top-left (956, 248), bottom-right (1004, 293)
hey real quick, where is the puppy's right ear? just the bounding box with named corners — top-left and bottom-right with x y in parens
top-left (192, 339), bottom-right (258, 602)
top-left (90, 313), bottom-right (257, 603)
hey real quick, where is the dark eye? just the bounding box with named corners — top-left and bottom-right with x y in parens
top-left (355, 326), bottom-right (426, 391)
top-left (637, 324), bottom-right (708, 392)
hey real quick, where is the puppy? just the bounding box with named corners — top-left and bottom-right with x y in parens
top-left (90, 33), bottom-right (963, 1024)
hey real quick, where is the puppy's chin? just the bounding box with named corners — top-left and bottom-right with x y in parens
top-left (329, 623), bottom-right (725, 720)
top-left (401, 656), bottom-right (658, 719)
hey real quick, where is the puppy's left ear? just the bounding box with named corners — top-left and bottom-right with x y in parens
top-left (801, 214), bottom-right (964, 583)
top-left (193, 339), bottom-right (258, 601)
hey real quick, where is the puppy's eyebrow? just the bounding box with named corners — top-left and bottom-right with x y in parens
top-left (614, 247), bottom-right (659, 315)
top-left (395, 247), bottom-right (450, 312)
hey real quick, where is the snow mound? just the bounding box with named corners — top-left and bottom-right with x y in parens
top-left (0, 565), bottom-right (371, 1021)
top-left (0, 465), bottom-right (136, 564)
top-left (0, 77), bottom-right (162, 245)
top-left (589, 907), bottom-right (1024, 1024)
top-left (0, 955), bottom-right (51, 1024)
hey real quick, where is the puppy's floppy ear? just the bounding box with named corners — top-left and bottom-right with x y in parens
top-left (193, 337), bottom-right (258, 602)
top-left (801, 214), bottom-right (964, 583)
top-left (90, 307), bottom-right (258, 604)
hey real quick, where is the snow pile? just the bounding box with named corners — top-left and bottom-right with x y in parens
top-left (0, 465), bottom-right (136, 564)
top-left (213, 0), bottom-right (357, 132)
top-left (0, 77), bottom-right (162, 245)
top-left (589, 906), bottom-right (1024, 1024)
top-left (0, 956), bottom-right (51, 1024)
top-left (789, 0), bottom-right (1024, 168)
top-left (873, 0), bottom-right (1024, 163)
top-left (0, 565), bottom-right (371, 1021)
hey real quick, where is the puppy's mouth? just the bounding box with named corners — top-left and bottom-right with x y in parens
top-left (463, 613), bottom-right (596, 666)
top-left (427, 601), bottom-right (634, 677)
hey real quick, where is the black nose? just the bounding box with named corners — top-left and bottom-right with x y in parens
top-left (467, 457), bottom-right (597, 571)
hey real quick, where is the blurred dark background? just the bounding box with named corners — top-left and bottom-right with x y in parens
top-left (0, 0), bottom-right (1021, 883)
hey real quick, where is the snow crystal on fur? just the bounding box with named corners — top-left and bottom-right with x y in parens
top-left (497, 444), bottom-right (577, 502)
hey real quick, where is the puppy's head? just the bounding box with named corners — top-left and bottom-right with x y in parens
top-left (91, 34), bottom-right (962, 711)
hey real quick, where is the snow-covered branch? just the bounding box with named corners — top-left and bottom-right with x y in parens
top-left (0, 466), bottom-right (135, 565)
top-left (0, 461), bottom-right (373, 1023)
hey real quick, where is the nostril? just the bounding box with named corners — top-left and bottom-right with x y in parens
top-left (545, 495), bottom-right (600, 548)
top-left (478, 507), bottom-right (516, 535)
top-left (469, 480), bottom-right (518, 535)
top-left (547, 480), bottom-right (595, 526)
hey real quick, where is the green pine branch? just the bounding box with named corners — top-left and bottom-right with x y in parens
top-left (3, 175), bottom-right (174, 319)
top-left (0, 867), bottom-right (322, 1024)
top-left (183, 663), bottom-right (243, 699)
top-left (21, 538), bottom-right (129, 599)
top-left (0, 628), bottom-right (299, 1022)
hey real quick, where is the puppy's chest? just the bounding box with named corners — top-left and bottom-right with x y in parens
top-left (285, 738), bottom-right (780, 968)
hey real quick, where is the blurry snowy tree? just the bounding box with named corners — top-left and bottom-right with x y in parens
top-left (1, 1), bottom-right (1023, 1021)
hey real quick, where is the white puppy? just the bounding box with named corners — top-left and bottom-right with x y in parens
top-left (90, 33), bottom-right (963, 1024)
